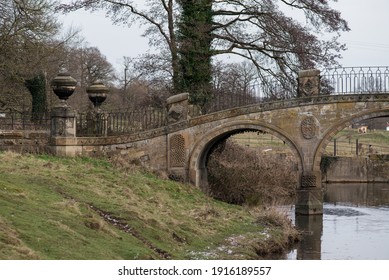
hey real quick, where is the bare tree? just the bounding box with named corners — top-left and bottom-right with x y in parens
top-left (118, 51), bottom-right (173, 109)
top-left (59, 45), bottom-right (116, 110)
top-left (213, 61), bottom-right (257, 96)
top-left (0, 0), bottom-right (82, 113)
top-left (59, 0), bottom-right (349, 104)
top-left (71, 46), bottom-right (116, 86)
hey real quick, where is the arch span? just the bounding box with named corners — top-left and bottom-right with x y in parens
top-left (313, 109), bottom-right (389, 171)
top-left (188, 121), bottom-right (303, 188)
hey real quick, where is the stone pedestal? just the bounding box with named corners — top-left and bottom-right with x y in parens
top-left (97, 111), bottom-right (108, 137)
top-left (166, 93), bottom-right (189, 123)
top-left (50, 106), bottom-right (80, 156)
top-left (51, 106), bottom-right (76, 137)
top-left (87, 110), bottom-right (108, 136)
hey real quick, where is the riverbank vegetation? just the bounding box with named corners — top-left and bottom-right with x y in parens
top-left (0, 151), bottom-right (298, 260)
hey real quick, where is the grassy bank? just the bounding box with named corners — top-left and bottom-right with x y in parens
top-left (0, 152), bottom-right (297, 260)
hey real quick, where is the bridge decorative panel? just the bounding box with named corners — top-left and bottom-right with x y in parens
top-left (301, 175), bottom-right (317, 188)
top-left (301, 116), bottom-right (317, 139)
top-left (169, 134), bottom-right (186, 168)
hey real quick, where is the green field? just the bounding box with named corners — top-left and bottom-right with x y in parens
top-left (231, 129), bottom-right (389, 157)
top-left (0, 152), bottom-right (296, 260)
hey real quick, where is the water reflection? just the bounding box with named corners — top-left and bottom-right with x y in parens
top-left (288, 183), bottom-right (389, 260)
top-left (324, 183), bottom-right (389, 207)
top-left (294, 215), bottom-right (323, 260)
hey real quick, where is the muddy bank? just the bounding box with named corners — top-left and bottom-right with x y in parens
top-left (189, 209), bottom-right (300, 260)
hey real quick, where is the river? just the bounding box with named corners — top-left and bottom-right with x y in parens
top-left (286, 183), bottom-right (389, 260)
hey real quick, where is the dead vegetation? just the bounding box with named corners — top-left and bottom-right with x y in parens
top-left (207, 139), bottom-right (298, 206)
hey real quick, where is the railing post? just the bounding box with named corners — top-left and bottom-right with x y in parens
top-left (334, 138), bottom-right (337, 156)
top-left (11, 113), bottom-right (14, 130)
top-left (297, 69), bottom-right (321, 97)
top-left (356, 138), bottom-right (359, 156)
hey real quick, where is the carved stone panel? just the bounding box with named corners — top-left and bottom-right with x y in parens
top-left (301, 116), bottom-right (317, 139)
top-left (169, 134), bottom-right (185, 167)
top-left (298, 69), bottom-right (320, 97)
top-left (57, 118), bottom-right (66, 136)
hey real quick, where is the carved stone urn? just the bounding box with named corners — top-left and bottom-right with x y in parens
top-left (86, 81), bottom-right (109, 107)
top-left (51, 72), bottom-right (77, 104)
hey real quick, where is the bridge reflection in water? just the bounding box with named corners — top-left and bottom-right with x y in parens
top-left (287, 183), bottom-right (389, 260)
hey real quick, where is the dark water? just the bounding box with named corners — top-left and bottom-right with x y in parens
top-left (287, 183), bottom-right (389, 260)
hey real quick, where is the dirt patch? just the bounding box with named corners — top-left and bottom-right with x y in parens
top-left (89, 205), bottom-right (171, 259)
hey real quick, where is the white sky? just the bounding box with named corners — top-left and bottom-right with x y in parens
top-left (59, 0), bottom-right (389, 73)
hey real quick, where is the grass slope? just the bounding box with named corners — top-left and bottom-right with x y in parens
top-left (0, 152), bottom-right (296, 260)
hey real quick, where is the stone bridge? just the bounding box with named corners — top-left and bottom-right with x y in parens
top-left (2, 68), bottom-right (389, 215)
top-left (46, 69), bottom-right (389, 215)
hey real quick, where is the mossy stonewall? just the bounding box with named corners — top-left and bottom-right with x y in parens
top-left (0, 152), bottom-right (297, 260)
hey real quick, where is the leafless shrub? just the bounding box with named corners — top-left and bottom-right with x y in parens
top-left (207, 140), bottom-right (297, 206)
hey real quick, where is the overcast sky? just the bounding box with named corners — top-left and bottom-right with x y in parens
top-left (59, 0), bottom-right (389, 73)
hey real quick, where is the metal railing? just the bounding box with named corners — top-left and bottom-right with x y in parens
top-left (76, 107), bottom-right (167, 137)
top-left (0, 111), bottom-right (51, 131)
top-left (198, 79), bottom-right (296, 114)
top-left (325, 138), bottom-right (389, 157)
top-left (198, 66), bottom-right (389, 115)
top-left (322, 66), bottom-right (389, 94)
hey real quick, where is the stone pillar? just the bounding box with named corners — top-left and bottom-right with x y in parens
top-left (166, 93), bottom-right (190, 182)
top-left (51, 106), bottom-right (76, 138)
top-left (166, 92), bottom-right (189, 123)
top-left (296, 69), bottom-right (324, 215)
top-left (50, 72), bottom-right (80, 156)
top-left (296, 171), bottom-right (323, 215)
top-left (97, 111), bottom-right (108, 137)
top-left (297, 69), bottom-right (321, 97)
top-left (85, 110), bottom-right (108, 137)
top-left (50, 106), bottom-right (79, 156)
top-left (86, 81), bottom-right (110, 137)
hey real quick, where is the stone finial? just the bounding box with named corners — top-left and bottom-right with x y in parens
top-left (298, 69), bottom-right (321, 97)
top-left (86, 81), bottom-right (109, 107)
top-left (51, 72), bottom-right (77, 103)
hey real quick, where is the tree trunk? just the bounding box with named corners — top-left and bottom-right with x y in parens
top-left (25, 73), bottom-right (47, 122)
top-left (177, 0), bottom-right (213, 107)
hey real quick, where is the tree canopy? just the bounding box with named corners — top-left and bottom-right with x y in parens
top-left (0, 0), bottom-right (61, 112)
top-left (0, 0), bottom-right (116, 112)
top-left (60, 0), bottom-right (349, 105)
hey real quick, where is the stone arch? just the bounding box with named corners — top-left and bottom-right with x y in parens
top-left (188, 121), bottom-right (303, 188)
top-left (313, 109), bottom-right (389, 171)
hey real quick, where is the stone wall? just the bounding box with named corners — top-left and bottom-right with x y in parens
top-left (322, 156), bottom-right (389, 183)
top-left (0, 131), bottom-right (50, 154)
